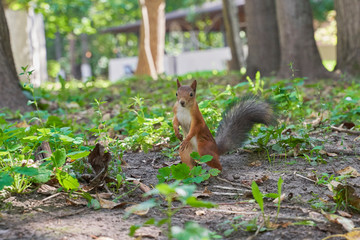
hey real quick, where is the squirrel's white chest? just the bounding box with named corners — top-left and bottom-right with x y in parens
top-left (176, 106), bottom-right (191, 133)
top-left (176, 106), bottom-right (198, 151)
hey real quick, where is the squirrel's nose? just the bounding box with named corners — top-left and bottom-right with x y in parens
top-left (180, 100), bottom-right (185, 107)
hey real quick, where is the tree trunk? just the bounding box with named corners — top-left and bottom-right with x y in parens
top-left (55, 30), bottom-right (62, 60)
top-left (0, 1), bottom-right (31, 112)
top-left (135, 0), bottom-right (165, 79)
top-left (80, 33), bottom-right (92, 82)
top-left (245, 0), bottom-right (280, 78)
top-left (68, 32), bottom-right (77, 79)
top-left (222, 0), bottom-right (245, 71)
top-left (334, 0), bottom-right (360, 76)
top-left (276, 0), bottom-right (332, 80)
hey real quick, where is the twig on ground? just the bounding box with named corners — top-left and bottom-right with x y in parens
top-left (294, 172), bottom-right (316, 183)
top-left (331, 125), bottom-right (360, 135)
top-left (275, 216), bottom-right (326, 224)
top-left (113, 183), bottom-right (140, 202)
top-left (216, 176), bottom-right (252, 190)
top-left (213, 185), bottom-right (245, 191)
top-left (41, 192), bottom-right (63, 202)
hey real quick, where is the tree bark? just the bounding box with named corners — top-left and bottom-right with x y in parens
top-left (276, 0), bottom-right (332, 80)
top-left (334, 0), bottom-right (360, 76)
top-left (222, 0), bottom-right (245, 71)
top-left (0, 1), bottom-right (31, 112)
top-left (135, 0), bottom-right (165, 79)
top-left (55, 30), bottom-right (62, 61)
top-left (245, 0), bottom-right (280, 78)
top-left (68, 32), bottom-right (78, 79)
top-left (80, 33), bottom-right (92, 82)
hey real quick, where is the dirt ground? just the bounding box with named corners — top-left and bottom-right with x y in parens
top-left (1, 131), bottom-right (359, 240)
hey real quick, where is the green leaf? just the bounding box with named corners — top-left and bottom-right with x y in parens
top-left (292, 220), bottom-right (316, 226)
top-left (190, 151), bottom-right (201, 160)
top-left (52, 148), bottom-right (67, 168)
top-left (144, 218), bottom-right (155, 225)
top-left (208, 168), bottom-right (221, 176)
top-left (174, 184), bottom-right (196, 199)
top-left (264, 193), bottom-right (279, 199)
top-left (0, 173), bottom-right (14, 190)
top-left (199, 155), bottom-right (213, 163)
top-left (32, 168), bottom-right (52, 183)
top-left (89, 198), bottom-right (101, 210)
top-left (251, 181), bottom-right (264, 214)
top-left (186, 196), bottom-right (216, 208)
top-left (171, 163), bottom-right (190, 180)
top-left (129, 225), bottom-right (141, 237)
top-left (157, 218), bottom-right (168, 226)
top-left (125, 199), bottom-right (157, 218)
top-left (59, 135), bottom-right (74, 143)
top-left (278, 176), bottom-right (284, 193)
top-left (56, 169), bottom-right (79, 190)
top-left (12, 166), bottom-right (39, 176)
top-left (156, 183), bottom-right (176, 195)
top-left (67, 151), bottom-right (90, 160)
top-left (157, 166), bottom-right (171, 183)
top-left (172, 221), bottom-right (213, 240)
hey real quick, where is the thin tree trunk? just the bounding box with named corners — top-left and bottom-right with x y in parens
top-left (222, 0), bottom-right (245, 71)
top-left (135, 0), bottom-right (165, 79)
top-left (0, 1), bottom-right (31, 112)
top-left (334, 0), bottom-right (360, 76)
top-left (276, 0), bottom-right (332, 80)
top-left (80, 33), bottom-right (92, 81)
top-left (55, 30), bottom-right (62, 60)
top-left (245, 0), bottom-right (280, 78)
top-left (68, 32), bottom-right (77, 79)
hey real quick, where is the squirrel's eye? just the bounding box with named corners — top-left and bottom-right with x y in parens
top-left (176, 92), bottom-right (178, 96)
top-left (190, 92), bottom-right (193, 97)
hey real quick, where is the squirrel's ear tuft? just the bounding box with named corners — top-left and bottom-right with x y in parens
top-left (191, 80), bottom-right (197, 92)
top-left (176, 79), bottom-right (181, 88)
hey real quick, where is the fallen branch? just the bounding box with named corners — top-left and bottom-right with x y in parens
top-left (331, 125), bottom-right (360, 135)
top-left (216, 176), bottom-right (252, 190)
top-left (294, 172), bottom-right (316, 183)
top-left (41, 192), bottom-right (63, 202)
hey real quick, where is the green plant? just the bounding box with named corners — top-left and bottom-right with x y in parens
top-left (220, 215), bottom-right (266, 237)
top-left (251, 177), bottom-right (284, 225)
top-left (128, 181), bottom-right (217, 239)
top-left (157, 152), bottom-right (221, 184)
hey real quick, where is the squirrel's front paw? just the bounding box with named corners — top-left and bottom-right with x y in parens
top-left (180, 140), bottom-right (190, 151)
top-left (176, 133), bottom-right (183, 141)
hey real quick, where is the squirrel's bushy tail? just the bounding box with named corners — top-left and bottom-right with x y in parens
top-left (215, 96), bottom-right (275, 155)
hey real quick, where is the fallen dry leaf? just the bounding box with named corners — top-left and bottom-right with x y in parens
top-left (322, 210), bottom-right (355, 232)
top-left (195, 210), bottom-right (206, 216)
top-left (125, 204), bottom-right (150, 216)
top-left (37, 184), bottom-right (57, 195)
top-left (134, 226), bottom-right (161, 238)
top-left (323, 230), bottom-right (360, 240)
top-left (193, 187), bottom-right (212, 198)
top-left (133, 180), bottom-right (151, 193)
top-left (326, 152), bottom-right (338, 157)
top-left (334, 184), bottom-right (360, 209)
top-left (16, 121), bottom-right (29, 128)
top-left (35, 141), bottom-right (52, 161)
top-left (273, 193), bottom-right (286, 204)
top-left (249, 160), bottom-right (262, 167)
top-left (336, 166), bottom-right (360, 177)
top-left (88, 143), bottom-right (112, 175)
top-left (337, 210), bottom-right (352, 218)
top-left (97, 194), bottom-right (127, 209)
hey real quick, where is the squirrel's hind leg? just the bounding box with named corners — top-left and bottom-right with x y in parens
top-left (198, 145), bottom-right (222, 171)
top-left (179, 143), bottom-right (196, 169)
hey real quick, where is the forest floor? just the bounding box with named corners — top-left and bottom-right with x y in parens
top-left (1, 129), bottom-right (359, 240)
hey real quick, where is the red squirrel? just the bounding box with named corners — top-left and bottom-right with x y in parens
top-left (173, 79), bottom-right (275, 171)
